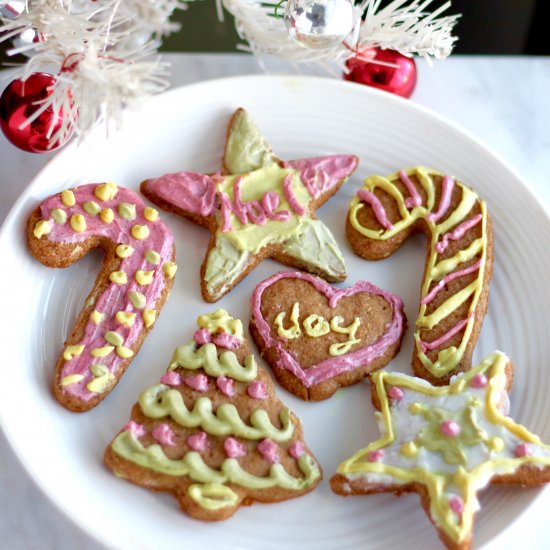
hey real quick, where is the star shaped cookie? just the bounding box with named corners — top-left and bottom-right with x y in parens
top-left (330, 351), bottom-right (550, 550)
top-left (141, 108), bottom-right (358, 302)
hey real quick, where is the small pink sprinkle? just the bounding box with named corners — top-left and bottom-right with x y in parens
top-left (224, 437), bottom-right (247, 458)
top-left (247, 380), bottom-right (268, 400)
top-left (184, 373), bottom-right (208, 392)
top-left (367, 449), bottom-right (384, 462)
top-left (124, 421), bottom-right (146, 438)
top-left (515, 442), bottom-right (533, 457)
top-left (216, 375), bottom-right (236, 396)
top-left (388, 387), bottom-right (404, 402)
top-left (152, 423), bottom-right (176, 446)
top-left (449, 496), bottom-right (464, 515)
top-left (258, 439), bottom-right (280, 464)
top-left (470, 373), bottom-right (488, 388)
top-left (440, 420), bottom-right (461, 437)
top-left (212, 332), bottom-right (241, 350)
top-left (288, 441), bottom-right (305, 459)
top-left (194, 328), bottom-right (211, 346)
top-left (187, 431), bottom-right (209, 452)
top-left (160, 371), bottom-right (181, 386)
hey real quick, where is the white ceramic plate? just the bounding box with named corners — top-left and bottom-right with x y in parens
top-left (1, 75), bottom-right (549, 550)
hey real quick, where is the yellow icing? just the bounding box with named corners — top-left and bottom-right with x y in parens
top-left (329, 316), bottom-right (361, 356)
top-left (275, 303), bottom-right (301, 339)
top-left (86, 364), bottom-right (115, 393)
top-left (116, 346), bottom-right (134, 359)
top-left (144, 207), bottom-right (159, 222)
top-left (135, 270), bottom-right (154, 286)
top-left (400, 441), bottom-right (418, 457)
top-left (128, 291), bottom-right (146, 309)
top-left (90, 346), bottom-right (115, 358)
top-left (61, 189), bottom-right (76, 207)
top-left (100, 208), bottom-right (114, 224)
top-left (116, 311), bottom-right (136, 327)
top-left (162, 262), bottom-right (177, 279)
top-left (90, 309), bottom-right (105, 325)
top-left (33, 220), bottom-right (51, 239)
top-left (116, 244), bottom-right (134, 258)
top-left (109, 271), bottom-right (127, 285)
top-left (95, 181), bottom-right (118, 201)
top-left (188, 483), bottom-right (239, 510)
top-left (63, 345), bottom-right (85, 361)
top-left (303, 314), bottom-right (331, 337)
top-left (60, 374), bottom-right (84, 386)
top-left (196, 310), bottom-right (243, 339)
top-left (105, 331), bottom-right (124, 347)
top-left (142, 308), bottom-right (156, 328)
top-left (131, 224), bottom-right (150, 240)
top-left (70, 214), bottom-right (86, 233)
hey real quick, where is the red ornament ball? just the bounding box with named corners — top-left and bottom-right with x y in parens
top-left (0, 72), bottom-right (73, 153)
top-left (344, 48), bottom-right (417, 98)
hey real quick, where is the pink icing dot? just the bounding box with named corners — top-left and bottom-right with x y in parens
top-left (187, 431), bottom-right (209, 452)
top-left (184, 373), bottom-right (208, 392)
top-left (449, 495), bottom-right (464, 515)
top-left (194, 328), bottom-right (212, 346)
top-left (152, 423), bottom-right (176, 446)
top-left (212, 332), bottom-right (241, 350)
top-left (288, 441), bottom-right (305, 459)
top-left (258, 439), bottom-right (280, 464)
top-left (224, 437), bottom-right (247, 458)
top-left (124, 420), bottom-right (146, 438)
top-left (515, 443), bottom-right (533, 457)
top-left (470, 373), bottom-right (488, 389)
top-left (216, 375), bottom-right (236, 396)
top-left (388, 387), bottom-right (404, 402)
top-left (440, 420), bottom-right (461, 437)
top-left (367, 449), bottom-right (384, 462)
top-left (247, 380), bottom-right (268, 400)
top-left (160, 371), bottom-right (181, 386)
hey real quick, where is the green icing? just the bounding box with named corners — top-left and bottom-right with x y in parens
top-left (105, 331), bottom-right (124, 347)
top-left (139, 384), bottom-right (294, 442)
top-left (169, 341), bottom-right (256, 382)
top-left (118, 202), bottom-right (137, 221)
top-left (83, 201), bottom-right (101, 216)
top-left (51, 208), bottom-right (67, 224)
top-left (145, 250), bottom-right (161, 265)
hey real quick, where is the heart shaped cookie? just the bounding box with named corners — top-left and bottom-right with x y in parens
top-left (249, 272), bottom-right (406, 400)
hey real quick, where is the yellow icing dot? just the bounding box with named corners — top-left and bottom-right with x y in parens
top-left (409, 402), bottom-right (424, 414)
top-left (118, 202), bottom-right (137, 221)
top-left (60, 374), bottom-right (84, 387)
top-left (61, 189), bottom-right (76, 207)
top-left (95, 181), bottom-right (118, 201)
top-left (105, 331), bottom-right (124, 347)
top-left (109, 271), bottom-right (128, 285)
top-left (83, 201), bottom-right (101, 216)
top-left (70, 214), bottom-right (86, 233)
top-left (90, 310), bottom-right (105, 325)
top-left (63, 345), bottom-right (85, 361)
top-left (100, 208), bottom-right (114, 224)
top-left (142, 308), bottom-right (156, 328)
top-left (131, 224), bottom-right (150, 240)
top-left (400, 441), bottom-right (419, 457)
top-left (145, 250), bottom-right (161, 265)
top-left (116, 346), bottom-right (134, 358)
top-left (135, 270), bottom-right (155, 286)
top-left (116, 244), bottom-right (134, 258)
top-left (86, 364), bottom-right (115, 393)
top-left (128, 290), bottom-right (146, 309)
top-left (489, 436), bottom-right (504, 453)
top-left (144, 207), bottom-right (159, 222)
top-left (116, 311), bottom-right (136, 327)
top-left (91, 346), bottom-right (115, 358)
top-left (33, 220), bottom-right (51, 239)
top-left (51, 208), bottom-right (67, 224)
top-left (162, 262), bottom-right (177, 279)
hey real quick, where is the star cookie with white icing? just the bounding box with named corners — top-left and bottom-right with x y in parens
top-left (330, 351), bottom-right (550, 550)
top-left (141, 108), bottom-right (358, 302)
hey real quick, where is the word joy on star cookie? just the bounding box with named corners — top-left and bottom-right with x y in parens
top-left (141, 108), bottom-right (358, 302)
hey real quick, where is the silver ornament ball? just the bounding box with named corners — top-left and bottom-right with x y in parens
top-left (284, 0), bottom-right (355, 50)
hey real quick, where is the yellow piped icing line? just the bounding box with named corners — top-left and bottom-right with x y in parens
top-left (334, 351), bottom-right (550, 545)
top-left (348, 167), bottom-right (489, 377)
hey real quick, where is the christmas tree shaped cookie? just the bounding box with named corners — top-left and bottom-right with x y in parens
top-left (330, 351), bottom-right (550, 550)
top-left (104, 310), bottom-right (322, 520)
top-left (141, 108), bottom-right (358, 302)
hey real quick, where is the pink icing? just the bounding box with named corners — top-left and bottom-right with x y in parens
top-left (282, 173), bottom-right (306, 216)
top-left (421, 260), bottom-right (482, 306)
top-left (398, 170), bottom-right (422, 209)
top-left (194, 328), bottom-right (212, 346)
top-left (38, 184), bottom-right (174, 403)
top-left (220, 176), bottom-right (248, 231)
top-left (250, 271), bottom-right (405, 388)
top-left (216, 375), bottom-right (236, 396)
top-left (449, 496), bottom-right (464, 515)
top-left (187, 431), bottom-right (209, 452)
top-left (160, 371), bottom-right (182, 386)
top-left (183, 374), bottom-right (208, 392)
top-left (212, 332), bottom-right (241, 350)
top-left (261, 191), bottom-right (291, 222)
top-left (152, 423), bottom-right (177, 446)
top-left (388, 386), bottom-right (404, 402)
top-left (435, 214), bottom-right (483, 254)
top-left (440, 420), bottom-right (461, 437)
top-left (427, 175), bottom-right (455, 223)
top-left (515, 443), bottom-right (533, 457)
top-left (470, 373), bottom-right (488, 389)
top-left (420, 313), bottom-right (473, 353)
top-left (357, 189), bottom-right (394, 231)
top-left (124, 420), bottom-right (146, 438)
top-left (288, 441), bottom-right (305, 459)
top-left (367, 449), bottom-right (384, 462)
top-left (257, 439), bottom-right (280, 464)
top-left (224, 437), bottom-right (247, 458)
top-left (247, 380), bottom-right (268, 400)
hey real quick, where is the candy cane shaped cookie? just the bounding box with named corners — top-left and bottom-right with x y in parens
top-left (347, 167), bottom-right (493, 384)
top-left (27, 182), bottom-right (177, 411)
